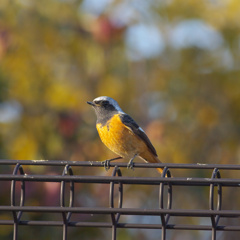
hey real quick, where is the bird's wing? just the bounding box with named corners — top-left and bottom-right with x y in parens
top-left (119, 113), bottom-right (158, 157)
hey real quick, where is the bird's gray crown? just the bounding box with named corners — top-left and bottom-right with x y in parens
top-left (93, 96), bottom-right (123, 113)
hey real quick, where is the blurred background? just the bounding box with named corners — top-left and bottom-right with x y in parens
top-left (0, 0), bottom-right (240, 239)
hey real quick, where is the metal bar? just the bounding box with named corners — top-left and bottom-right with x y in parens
top-left (109, 167), bottom-right (123, 240)
top-left (159, 167), bottom-right (172, 240)
top-left (0, 160), bottom-right (239, 240)
top-left (1, 174), bottom-right (240, 186)
top-left (10, 164), bottom-right (26, 240)
top-left (0, 160), bottom-right (240, 170)
top-left (60, 165), bottom-right (74, 240)
top-left (0, 220), bottom-right (240, 231)
top-left (0, 206), bottom-right (240, 217)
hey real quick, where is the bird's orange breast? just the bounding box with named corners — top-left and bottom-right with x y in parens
top-left (96, 114), bottom-right (147, 158)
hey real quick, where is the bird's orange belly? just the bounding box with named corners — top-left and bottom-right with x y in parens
top-left (96, 114), bottom-right (146, 159)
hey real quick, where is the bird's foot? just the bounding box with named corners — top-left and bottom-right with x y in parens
top-left (127, 154), bottom-right (137, 170)
top-left (127, 160), bottom-right (134, 170)
top-left (102, 160), bottom-right (110, 171)
top-left (101, 157), bottom-right (122, 171)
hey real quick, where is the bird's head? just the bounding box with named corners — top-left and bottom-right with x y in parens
top-left (87, 96), bottom-right (123, 120)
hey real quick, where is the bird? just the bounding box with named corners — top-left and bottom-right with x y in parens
top-left (87, 96), bottom-right (164, 174)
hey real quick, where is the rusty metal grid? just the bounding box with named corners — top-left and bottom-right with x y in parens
top-left (0, 159), bottom-right (240, 240)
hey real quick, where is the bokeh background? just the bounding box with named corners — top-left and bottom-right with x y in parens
top-left (0, 0), bottom-right (240, 239)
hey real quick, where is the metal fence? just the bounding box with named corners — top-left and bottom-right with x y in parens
top-left (0, 159), bottom-right (239, 240)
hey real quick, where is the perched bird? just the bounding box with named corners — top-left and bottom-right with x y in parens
top-left (87, 96), bottom-right (163, 174)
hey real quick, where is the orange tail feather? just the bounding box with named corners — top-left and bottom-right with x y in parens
top-left (157, 167), bottom-right (164, 175)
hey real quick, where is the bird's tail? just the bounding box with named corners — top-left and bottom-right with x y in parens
top-left (139, 151), bottom-right (164, 175)
top-left (155, 157), bottom-right (172, 177)
top-left (157, 167), bottom-right (164, 174)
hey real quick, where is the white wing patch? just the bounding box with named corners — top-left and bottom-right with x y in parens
top-left (139, 127), bottom-right (145, 133)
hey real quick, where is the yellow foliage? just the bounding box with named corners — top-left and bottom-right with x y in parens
top-left (197, 105), bottom-right (218, 128)
top-left (8, 133), bottom-right (38, 160)
top-left (45, 82), bottom-right (82, 110)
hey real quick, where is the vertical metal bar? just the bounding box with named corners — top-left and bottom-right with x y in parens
top-left (112, 225), bottom-right (117, 240)
top-left (11, 164), bottom-right (25, 240)
top-left (110, 169), bottom-right (116, 240)
top-left (212, 228), bottom-right (216, 240)
top-left (159, 167), bottom-right (172, 240)
top-left (209, 168), bottom-right (222, 240)
top-left (159, 181), bottom-right (166, 240)
top-left (60, 165), bottom-right (74, 240)
top-left (109, 166), bottom-right (123, 240)
top-left (161, 226), bottom-right (166, 240)
top-left (13, 223), bottom-right (18, 240)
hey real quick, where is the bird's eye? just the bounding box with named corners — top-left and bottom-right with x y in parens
top-left (93, 100), bottom-right (109, 106)
top-left (94, 100), bottom-right (100, 105)
top-left (102, 100), bottom-right (108, 105)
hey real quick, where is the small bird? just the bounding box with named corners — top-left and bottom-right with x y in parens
top-left (87, 96), bottom-right (163, 174)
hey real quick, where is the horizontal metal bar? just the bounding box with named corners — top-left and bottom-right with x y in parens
top-left (166, 224), bottom-right (240, 231)
top-left (0, 220), bottom-right (239, 231)
top-left (0, 220), bottom-right (111, 228)
top-left (0, 174), bottom-right (239, 187)
top-left (0, 159), bottom-right (240, 170)
top-left (0, 206), bottom-right (240, 217)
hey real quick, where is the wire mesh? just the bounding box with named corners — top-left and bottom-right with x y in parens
top-left (0, 160), bottom-right (239, 240)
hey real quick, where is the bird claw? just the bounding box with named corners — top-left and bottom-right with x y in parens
top-left (102, 160), bottom-right (110, 171)
top-left (127, 159), bottom-right (135, 170)
top-left (127, 154), bottom-right (138, 170)
top-left (101, 157), bottom-right (122, 171)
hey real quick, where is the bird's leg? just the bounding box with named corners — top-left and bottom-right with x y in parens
top-left (102, 156), bottom-right (123, 171)
top-left (127, 154), bottom-right (138, 170)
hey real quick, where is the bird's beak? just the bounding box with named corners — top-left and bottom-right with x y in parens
top-left (87, 101), bottom-right (96, 107)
